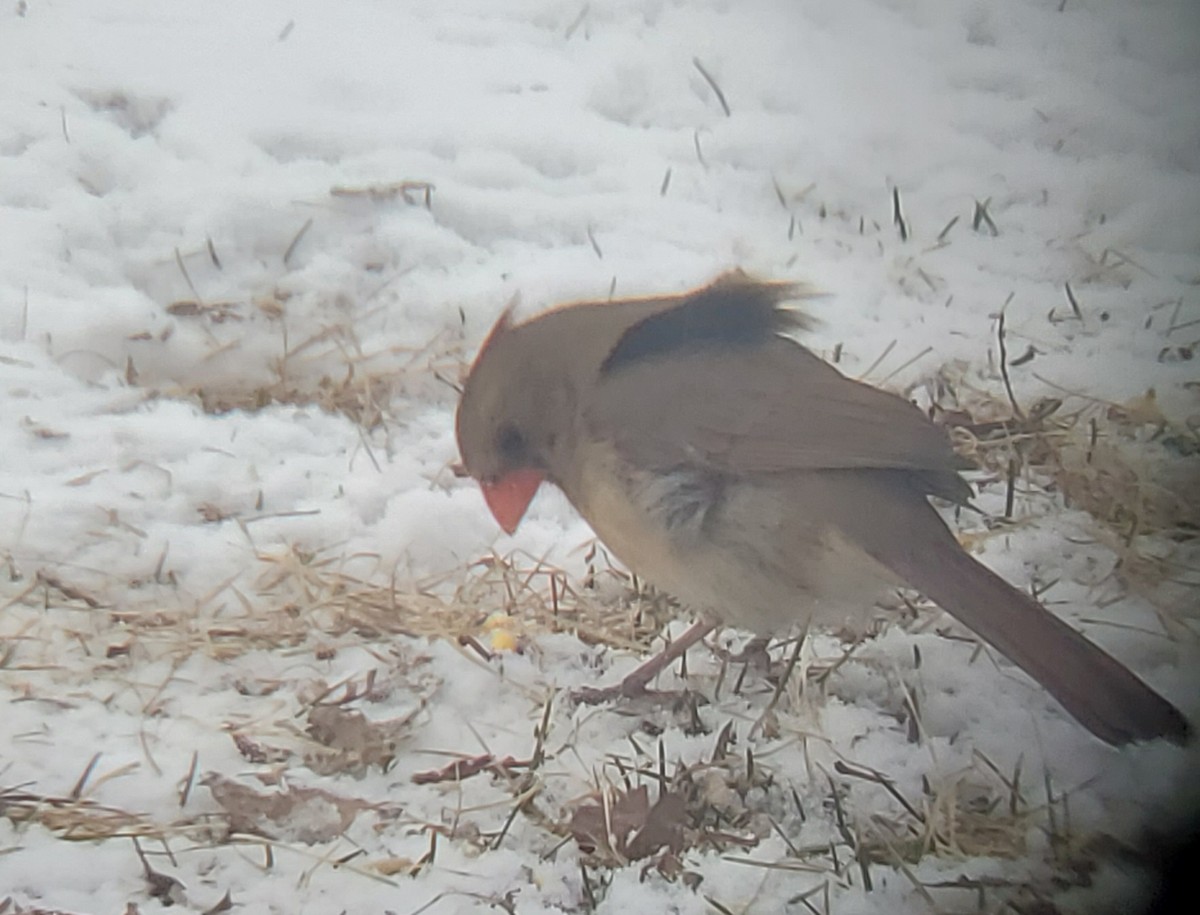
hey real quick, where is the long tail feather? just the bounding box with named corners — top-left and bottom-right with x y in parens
top-left (862, 505), bottom-right (1189, 745)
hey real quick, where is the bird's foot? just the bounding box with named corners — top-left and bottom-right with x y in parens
top-left (716, 635), bottom-right (773, 671)
top-left (572, 674), bottom-right (676, 706)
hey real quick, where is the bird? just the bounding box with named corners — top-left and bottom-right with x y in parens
top-left (454, 272), bottom-right (1190, 746)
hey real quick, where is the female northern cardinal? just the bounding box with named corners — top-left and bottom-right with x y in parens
top-left (455, 273), bottom-right (1189, 746)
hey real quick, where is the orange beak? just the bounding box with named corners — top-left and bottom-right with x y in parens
top-left (480, 469), bottom-right (545, 535)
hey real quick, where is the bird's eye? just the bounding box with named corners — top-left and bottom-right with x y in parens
top-left (496, 423), bottom-right (526, 460)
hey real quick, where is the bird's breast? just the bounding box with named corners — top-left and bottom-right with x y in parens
top-left (557, 439), bottom-right (896, 634)
top-left (562, 439), bottom-right (698, 595)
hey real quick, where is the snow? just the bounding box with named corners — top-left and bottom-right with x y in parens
top-left (1, 0), bottom-right (1198, 912)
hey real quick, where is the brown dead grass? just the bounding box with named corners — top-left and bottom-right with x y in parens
top-left (184, 318), bottom-right (466, 430)
top-left (929, 362), bottom-right (1199, 631)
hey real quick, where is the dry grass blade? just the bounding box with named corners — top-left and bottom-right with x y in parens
top-left (995, 307), bottom-right (1025, 420)
top-left (892, 187), bottom-right (908, 241)
top-left (692, 57), bottom-right (731, 116)
top-left (1, 786), bottom-right (161, 841)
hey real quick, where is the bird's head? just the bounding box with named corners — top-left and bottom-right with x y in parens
top-left (455, 304), bottom-right (576, 534)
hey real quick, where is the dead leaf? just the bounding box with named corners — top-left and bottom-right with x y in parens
top-left (373, 857), bottom-right (420, 877)
top-left (1107, 388), bottom-right (1166, 429)
top-left (166, 300), bottom-right (243, 323)
top-left (231, 732), bottom-right (290, 765)
top-left (197, 502), bottom-right (232, 523)
top-left (22, 417), bottom-right (69, 440)
top-left (65, 469), bottom-right (108, 487)
top-left (330, 180), bottom-right (434, 207)
top-left (569, 785), bottom-right (687, 863)
top-left (201, 773), bottom-right (373, 844)
top-left (304, 704), bottom-right (419, 775)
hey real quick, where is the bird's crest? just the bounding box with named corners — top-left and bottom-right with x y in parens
top-left (469, 294), bottom-right (519, 374)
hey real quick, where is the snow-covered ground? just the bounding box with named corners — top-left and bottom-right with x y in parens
top-left (2, 0), bottom-right (1197, 912)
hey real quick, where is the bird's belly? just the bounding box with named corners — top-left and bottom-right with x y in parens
top-left (567, 447), bottom-right (697, 597)
top-left (563, 444), bottom-right (896, 635)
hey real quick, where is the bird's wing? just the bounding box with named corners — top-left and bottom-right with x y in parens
top-left (590, 335), bottom-right (967, 485)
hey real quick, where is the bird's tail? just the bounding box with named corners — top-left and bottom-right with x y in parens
top-left (859, 503), bottom-right (1190, 746)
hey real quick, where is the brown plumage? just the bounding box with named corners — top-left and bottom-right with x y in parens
top-left (455, 272), bottom-right (1189, 746)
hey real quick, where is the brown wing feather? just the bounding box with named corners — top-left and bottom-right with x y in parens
top-left (590, 335), bottom-right (968, 496)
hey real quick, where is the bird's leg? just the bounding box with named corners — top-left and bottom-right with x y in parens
top-left (573, 618), bottom-right (717, 704)
top-left (717, 635), bottom-right (774, 696)
top-left (723, 635), bottom-right (772, 668)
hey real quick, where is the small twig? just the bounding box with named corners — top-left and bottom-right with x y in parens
top-left (833, 761), bottom-right (924, 825)
top-left (206, 236), bottom-right (222, 270)
top-left (178, 751), bottom-right (199, 808)
top-left (586, 225), bottom-right (603, 259)
top-left (411, 753), bottom-right (531, 785)
top-left (283, 218), bottom-right (313, 267)
top-left (564, 4), bottom-right (589, 40)
top-left (876, 346), bottom-right (933, 387)
top-left (173, 247), bottom-right (202, 305)
top-left (826, 775), bottom-right (869, 889)
top-left (1004, 457), bottom-right (1017, 519)
top-left (711, 720), bottom-right (736, 761)
top-left (787, 882), bottom-right (827, 915)
top-left (692, 58), bottom-right (731, 116)
top-left (530, 695), bottom-right (554, 770)
top-left (972, 197), bottom-right (998, 235)
top-left (996, 307), bottom-right (1024, 420)
top-left (1163, 298), bottom-right (1184, 334)
top-left (870, 823), bottom-right (936, 909)
top-left (70, 753), bottom-right (102, 800)
top-left (1063, 282), bottom-right (1083, 320)
top-left (456, 633), bottom-right (494, 662)
top-left (579, 862), bottom-right (599, 910)
top-left (892, 187), bottom-right (908, 241)
top-left (1009, 344), bottom-right (1037, 367)
top-left (771, 177), bottom-right (788, 210)
top-left (936, 215), bottom-right (959, 243)
top-left (704, 895), bottom-right (738, 915)
top-left (693, 128), bottom-right (708, 168)
top-left (1043, 764), bottom-right (1059, 846)
top-left (859, 339), bottom-right (897, 381)
top-left (764, 631), bottom-right (805, 716)
top-left (1165, 316), bottom-right (1200, 335)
